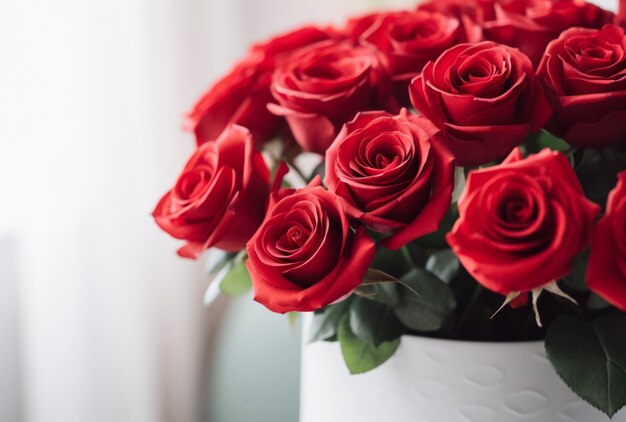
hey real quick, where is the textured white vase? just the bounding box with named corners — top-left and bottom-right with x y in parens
top-left (300, 327), bottom-right (626, 422)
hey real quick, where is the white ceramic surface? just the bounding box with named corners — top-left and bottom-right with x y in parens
top-left (300, 323), bottom-right (626, 422)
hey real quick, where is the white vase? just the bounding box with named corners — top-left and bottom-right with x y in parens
top-left (300, 327), bottom-right (626, 422)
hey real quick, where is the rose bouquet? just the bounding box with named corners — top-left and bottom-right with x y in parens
top-left (154, 0), bottom-right (626, 417)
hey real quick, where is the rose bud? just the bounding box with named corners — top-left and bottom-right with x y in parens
top-left (409, 41), bottom-right (551, 166)
top-left (447, 149), bottom-right (599, 303)
top-left (586, 171), bottom-right (626, 311)
top-left (481, 0), bottom-right (614, 66)
top-left (538, 25), bottom-right (626, 148)
top-left (188, 25), bottom-right (338, 146)
top-left (246, 178), bottom-right (376, 313)
top-left (153, 125), bottom-right (270, 258)
top-left (326, 110), bottom-right (455, 250)
top-left (268, 40), bottom-right (398, 155)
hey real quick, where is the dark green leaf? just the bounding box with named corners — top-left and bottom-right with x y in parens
top-left (355, 282), bottom-right (398, 307)
top-left (337, 314), bottom-right (400, 374)
top-left (394, 268), bottom-right (457, 332)
top-left (415, 204), bottom-right (457, 249)
top-left (601, 146), bottom-right (626, 174)
top-left (349, 297), bottom-right (404, 347)
top-left (545, 314), bottom-right (626, 417)
top-left (425, 249), bottom-right (460, 284)
top-left (523, 130), bottom-right (570, 153)
top-left (219, 259), bottom-right (252, 296)
top-left (563, 251), bottom-right (589, 291)
top-left (370, 247), bottom-right (411, 278)
top-left (308, 300), bottom-right (351, 343)
top-left (576, 150), bottom-right (619, 207)
top-left (362, 268), bottom-right (399, 284)
top-left (587, 294), bottom-right (611, 310)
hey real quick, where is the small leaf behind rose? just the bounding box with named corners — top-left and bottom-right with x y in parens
top-left (219, 258), bottom-right (252, 296)
top-left (562, 251), bottom-right (589, 291)
top-left (523, 129), bottom-right (570, 154)
top-left (425, 249), bottom-right (460, 284)
top-left (362, 268), bottom-right (400, 284)
top-left (393, 268), bottom-right (457, 332)
top-left (337, 314), bottom-right (400, 375)
top-left (308, 299), bottom-right (351, 343)
top-left (545, 314), bottom-right (626, 417)
top-left (414, 204), bottom-right (458, 249)
top-left (355, 282), bottom-right (398, 307)
top-left (348, 297), bottom-right (404, 347)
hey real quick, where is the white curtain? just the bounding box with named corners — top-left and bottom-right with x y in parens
top-left (2, 0), bottom-right (616, 421)
top-left (0, 0), bottom-right (213, 420)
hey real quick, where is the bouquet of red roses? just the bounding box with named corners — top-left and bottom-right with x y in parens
top-left (154, 0), bottom-right (626, 417)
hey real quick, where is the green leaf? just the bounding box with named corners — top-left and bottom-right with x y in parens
top-left (587, 293), bottom-right (611, 310)
top-left (545, 314), bottom-right (626, 417)
top-left (362, 268), bottom-right (399, 284)
top-left (370, 247), bottom-right (411, 278)
top-left (287, 312), bottom-right (298, 328)
top-left (355, 282), bottom-right (398, 307)
top-left (394, 268), bottom-right (457, 332)
top-left (308, 300), bottom-right (351, 343)
top-left (349, 297), bottom-right (404, 347)
top-left (576, 150), bottom-right (619, 207)
top-left (425, 249), bottom-right (460, 284)
top-left (337, 314), bottom-right (400, 374)
top-left (415, 204), bottom-right (457, 249)
top-left (219, 259), bottom-right (252, 296)
top-left (523, 129), bottom-right (570, 153)
top-left (563, 251), bottom-right (589, 291)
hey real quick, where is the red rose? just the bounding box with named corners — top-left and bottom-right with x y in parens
top-left (153, 125), bottom-right (270, 258)
top-left (188, 26), bottom-right (337, 145)
top-left (344, 12), bottom-right (381, 41)
top-left (586, 171), bottom-right (626, 311)
top-left (354, 10), bottom-right (475, 105)
top-left (409, 41), bottom-right (550, 166)
top-left (326, 110), bottom-right (455, 250)
top-left (447, 148), bottom-right (599, 295)
top-left (246, 179), bottom-right (376, 313)
top-left (418, 0), bottom-right (484, 44)
top-left (268, 40), bottom-right (398, 155)
top-left (481, 0), bottom-right (614, 66)
top-left (537, 25), bottom-right (626, 148)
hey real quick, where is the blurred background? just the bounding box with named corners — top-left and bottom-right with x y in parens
top-left (0, 0), bottom-right (615, 421)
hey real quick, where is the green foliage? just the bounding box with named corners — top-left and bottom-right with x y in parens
top-left (349, 297), bottom-right (404, 347)
top-left (219, 259), bottom-right (252, 296)
top-left (337, 314), bottom-right (400, 375)
top-left (414, 204), bottom-right (457, 249)
top-left (546, 314), bottom-right (626, 417)
top-left (425, 249), bottom-right (460, 284)
top-left (394, 268), bottom-right (457, 332)
top-left (308, 300), bottom-right (351, 343)
top-left (286, 312), bottom-right (298, 328)
top-left (562, 251), bottom-right (589, 291)
top-left (355, 282), bottom-right (398, 307)
top-left (523, 130), bottom-right (570, 154)
top-left (369, 247), bottom-right (411, 278)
